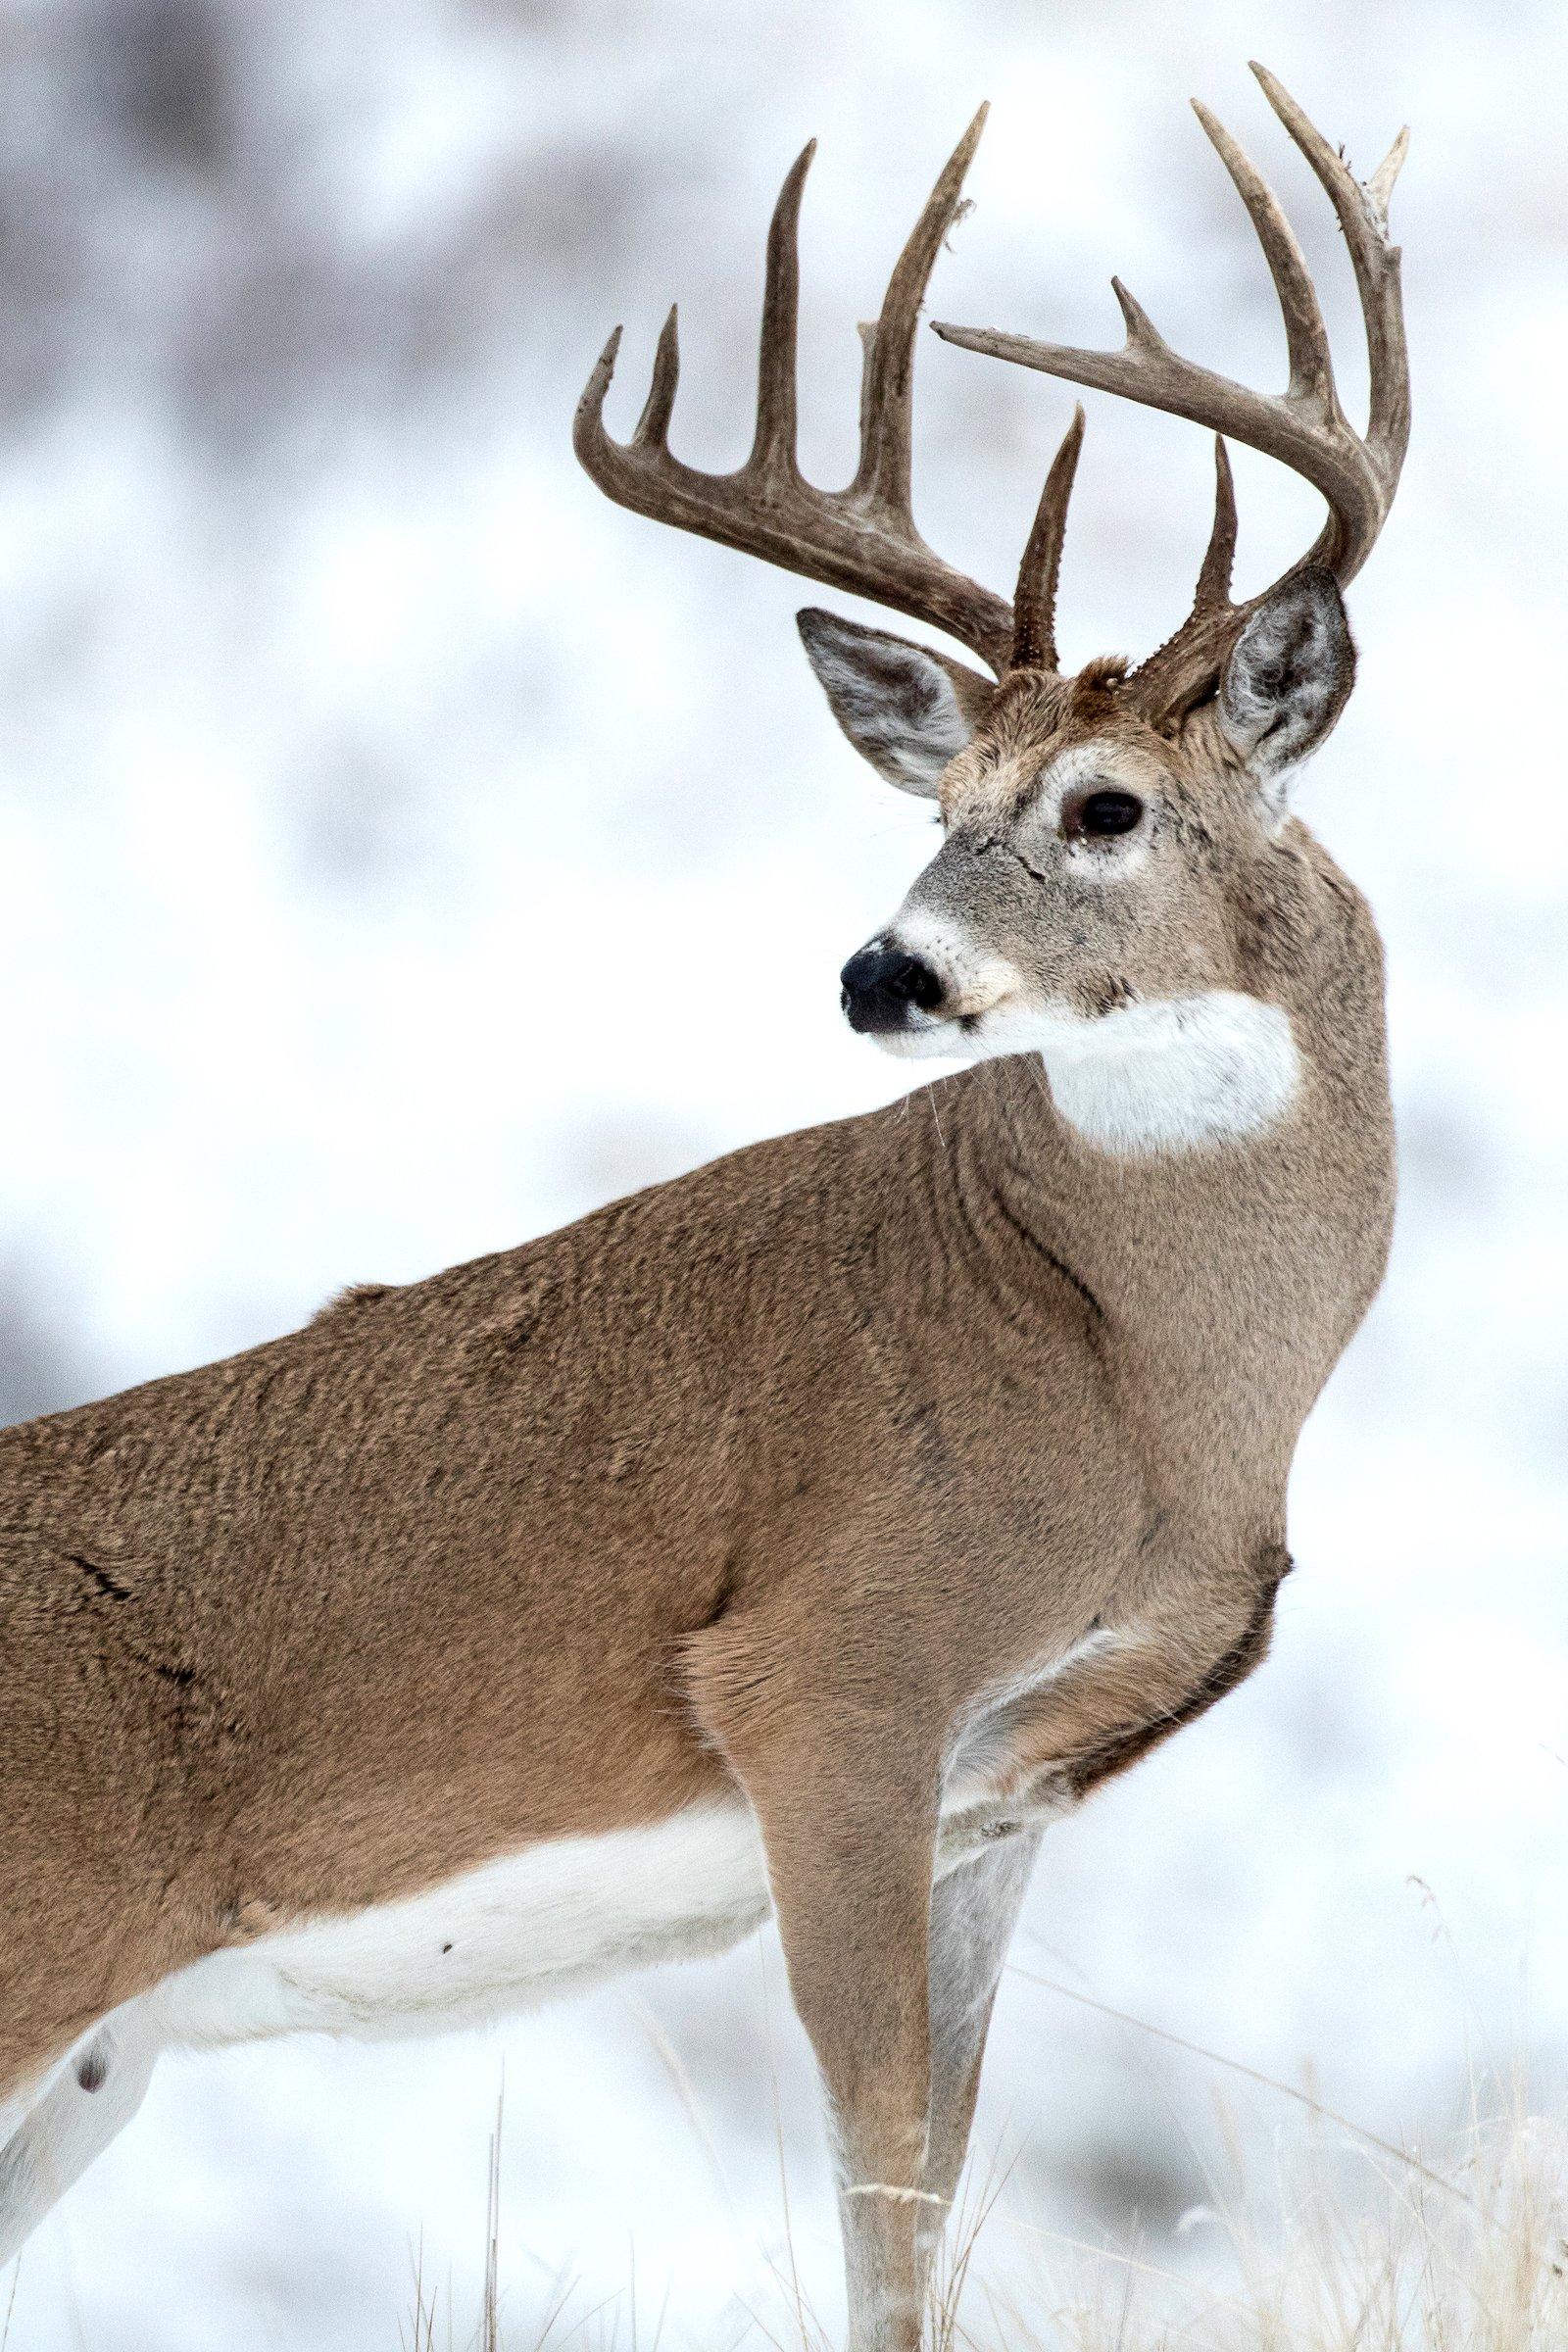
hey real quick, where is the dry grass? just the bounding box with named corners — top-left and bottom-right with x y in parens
top-left (402, 2096), bottom-right (1568, 2352)
top-left (956, 2108), bottom-right (1568, 2350)
top-left (396, 1936), bottom-right (1567, 2352)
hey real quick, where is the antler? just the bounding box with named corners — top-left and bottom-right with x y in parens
top-left (576, 113), bottom-right (1030, 678)
top-left (933, 64), bottom-right (1410, 721)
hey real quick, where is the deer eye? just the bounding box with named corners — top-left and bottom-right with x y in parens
top-left (1071, 790), bottom-right (1144, 839)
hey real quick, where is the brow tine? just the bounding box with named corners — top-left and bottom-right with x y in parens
top-left (1011, 404), bottom-right (1086, 672)
top-left (1193, 436), bottom-right (1238, 612)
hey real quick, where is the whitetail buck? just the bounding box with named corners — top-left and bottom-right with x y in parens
top-left (0, 65), bottom-right (1407, 2349)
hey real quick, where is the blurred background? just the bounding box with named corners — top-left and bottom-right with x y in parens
top-left (0, 1), bottom-right (1563, 2344)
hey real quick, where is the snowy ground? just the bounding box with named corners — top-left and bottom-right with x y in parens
top-left (0, 3), bottom-right (1564, 2346)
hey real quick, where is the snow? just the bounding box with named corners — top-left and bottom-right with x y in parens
top-left (1, 3), bottom-right (1563, 2343)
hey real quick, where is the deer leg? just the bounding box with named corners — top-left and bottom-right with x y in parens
top-left (685, 1624), bottom-right (944, 2352)
top-left (917, 1826), bottom-right (1042, 2294)
top-left (768, 1810), bottom-right (939, 2352)
top-left (0, 2000), bottom-right (161, 2266)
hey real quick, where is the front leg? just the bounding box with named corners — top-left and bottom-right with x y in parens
top-left (686, 1626), bottom-right (944, 2352)
top-left (760, 1755), bottom-right (941, 2352)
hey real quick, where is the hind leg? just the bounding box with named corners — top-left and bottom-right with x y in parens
top-left (0, 2000), bottom-right (162, 2267)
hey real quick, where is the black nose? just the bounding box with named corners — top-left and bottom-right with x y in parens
top-left (840, 943), bottom-right (945, 1034)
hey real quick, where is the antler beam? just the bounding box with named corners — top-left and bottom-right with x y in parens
top-left (932, 63), bottom-right (1410, 718)
top-left (574, 113), bottom-right (1018, 676)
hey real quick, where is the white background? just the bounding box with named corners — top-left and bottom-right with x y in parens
top-left (0, 2), bottom-right (1563, 2345)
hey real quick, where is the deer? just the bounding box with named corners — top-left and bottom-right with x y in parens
top-left (0, 64), bottom-right (1407, 2351)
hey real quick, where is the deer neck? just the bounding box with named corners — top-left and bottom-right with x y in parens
top-left (941, 886), bottom-right (1395, 1499)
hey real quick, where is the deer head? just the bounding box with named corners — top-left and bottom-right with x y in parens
top-left (575, 67), bottom-right (1409, 1153)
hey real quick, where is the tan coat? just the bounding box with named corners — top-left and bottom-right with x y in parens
top-left (0, 816), bottom-right (1391, 2093)
top-left (1, 63), bottom-right (1409, 2350)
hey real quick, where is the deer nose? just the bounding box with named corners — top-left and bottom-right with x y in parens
top-left (840, 942), bottom-right (946, 1033)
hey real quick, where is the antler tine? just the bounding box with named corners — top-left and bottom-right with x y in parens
top-left (634, 308), bottom-right (681, 448)
top-left (1250, 63), bottom-right (1410, 478)
top-left (749, 141), bottom-right (814, 476)
top-left (1011, 404), bottom-right (1085, 672)
top-left (1367, 124), bottom-right (1410, 223)
top-left (855, 106), bottom-right (989, 518)
top-left (931, 303), bottom-right (1383, 566)
top-left (932, 191), bottom-right (1382, 564)
top-left (573, 120), bottom-right (1016, 674)
top-left (932, 68), bottom-right (1410, 720)
top-left (1189, 100), bottom-right (1336, 412)
top-left (1193, 435), bottom-right (1238, 611)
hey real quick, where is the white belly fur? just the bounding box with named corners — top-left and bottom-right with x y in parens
top-left (40, 1658), bottom-right (1096, 2081)
top-left (117, 1770), bottom-right (1060, 2064)
top-left (5, 1816), bottom-right (775, 2270)
top-left (1, 1684), bottom-right (1090, 2258)
top-left (153, 1800), bottom-right (775, 2053)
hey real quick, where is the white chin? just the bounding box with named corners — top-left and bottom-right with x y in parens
top-left (871, 1022), bottom-right (971, 1062)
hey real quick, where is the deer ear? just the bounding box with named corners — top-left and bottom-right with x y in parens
top-left (797, 609), bottom-right (995, 797)
top-left (1219, 567), bottom-right (1355, 820)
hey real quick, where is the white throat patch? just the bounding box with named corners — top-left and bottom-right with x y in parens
top-left (877, 968), bottom-right (1303, 1155)
top-left (1018, 992), bottom-right (1302, 1153)
top-left (861, 911), bottom-right (1302, 1155)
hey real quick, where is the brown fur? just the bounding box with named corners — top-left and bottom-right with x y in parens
top-left (0, 706), bottom-right (1393, 2282)
top-left (1, 66), bottom-right (1414, 2338)
top-left (548, 67), bottom-right (1408, 2338)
